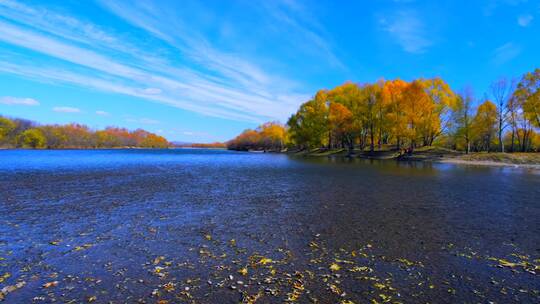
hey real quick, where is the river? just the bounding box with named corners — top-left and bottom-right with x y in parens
top-left (0, 149), bottom-right (538, 303)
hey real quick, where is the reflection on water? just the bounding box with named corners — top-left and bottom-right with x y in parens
top-left (0, 149), bottom-right (538, 303)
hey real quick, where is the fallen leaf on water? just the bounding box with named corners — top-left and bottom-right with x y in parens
top-left (258, 258), bottom-right (273, 265)
top-left (153, 256), bottom-right (165, 265)
top-left (330, 263), bottom-right (341, 271)
top-left (0, 273), bottom-right (10, 283)
top-left (238, 267), bottom-right (248, 276)
top-left (329, 284), bottom-right (342, 295)
top-left (373, 283), bottom-right (386, 290)
top-left (162, 282), bottom-right (175, 292)
top-left (0, 281), bottom-right (26, 301)
top-left (349, 266), bottom-right (372, 273)
top-left (43, 281), bottom-right (59, 288)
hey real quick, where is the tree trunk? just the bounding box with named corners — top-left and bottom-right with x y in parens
top-left (370, 124), bottom-right (374, 153)
top-left (510, 127), bottom-right (515, 152)
top-left (498, 115), bottom-right (504, 153)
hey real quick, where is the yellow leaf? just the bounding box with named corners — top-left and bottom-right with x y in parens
top-left (43, 281), bottom-right (58, 288)
top-left (330, 263), bottom-right (341, 271)
top-left (258, 258), bottom-right (273, 265)
top-left (238, 267), bottom-right (248, 276)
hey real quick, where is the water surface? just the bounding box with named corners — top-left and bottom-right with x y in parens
top-left (0, 149), bottom-right (538, 303)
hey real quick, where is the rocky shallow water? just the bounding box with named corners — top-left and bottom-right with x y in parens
top-left (0, 149), bottom-right (539, 303)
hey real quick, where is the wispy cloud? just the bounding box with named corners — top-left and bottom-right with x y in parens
top-left (378, 10), bottom-right (432, 54)
top-left (0, 96), bottom-right (40, 106)
top-left (258, 1), bottom-right (344, 68)
top-left (142, 88), bottom-right (162, 95)
top-left (492, 42), bottom-right (521, 65)
top-left (517, 14), bottom-right (533, 27)
top-left (0, 0), bottom-right (311, 123)
top-left (95, 110), bottom-right (110, 116)
top-left (125, 117), bottom-right (160, 124)
top-left (53, 106), bottom-right (81, 113)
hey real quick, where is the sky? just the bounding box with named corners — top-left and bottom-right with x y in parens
top-left (0, 0), bottom-right (539, 142)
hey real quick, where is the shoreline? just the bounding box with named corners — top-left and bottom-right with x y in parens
top-left (436, 157), bottom-right (540, 169)
top-left (279, 148), bottom-right (540, 169)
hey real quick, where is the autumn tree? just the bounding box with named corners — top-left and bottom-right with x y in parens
top-left (327, 102), bottom-right (354, 150)
top-left (227, 129), bottom-right (261, 151)
top-left (140, 133), bottom-right (169, 148)
top-left (0, 116), bottom-right (16, 145)
top-left (326, 82), bottom-right (364, 150)
top-left (18, 128), bottom-right (47, 148)
top-left (382, 79), bottom-right (408, 150)
top-left (258, 122), bottom-right (288, 151)
top-left (514, 68), bottom-right (540, 128)
top-left (0, 115), bottom-right (169, 149)
top-left (419, 77), bottom-right (456, 146)
top-left (401, 81), bottom-right (433, 150)
top-left (472, 100), bottom-right (498, 152)
top-left (361, 83), bottom-right (383, 152)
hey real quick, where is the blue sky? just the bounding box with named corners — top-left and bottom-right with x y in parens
top-left (0, 0), bottom-right (538, 142)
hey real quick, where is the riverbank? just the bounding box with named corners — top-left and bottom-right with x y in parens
top-left (286, 147), bottom-right (540, 168)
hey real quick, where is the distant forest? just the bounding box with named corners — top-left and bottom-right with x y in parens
top-left (0, 116), bottom-right (169, 149)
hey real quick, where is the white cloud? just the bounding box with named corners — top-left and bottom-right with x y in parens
top-left (53, 106), bottom-right (81, 113)
top-left (95, 110), bottom-right (110, 116)
top-left (517, 14), bottom-right (533, 27)
top-left (0, 0), bottom-right (311, 123)
top-left (379, 10), bottom-right (432, 54)
top-left (0, 96), bottom-right (39, 106)
top-left (492, 42), bottom-right (522, 65)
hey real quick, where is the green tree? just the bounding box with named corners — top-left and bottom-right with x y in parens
top-left (287, 90), bottom-right (329, 149)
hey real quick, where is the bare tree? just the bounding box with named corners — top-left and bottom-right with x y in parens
top-left (453, 87), bottom-right (475, 154)
top-left (489, 78), bottom-right (515, 153)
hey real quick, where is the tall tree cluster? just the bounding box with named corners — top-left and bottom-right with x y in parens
top-left (278, 69), bottom-right (540, 153)
top-left (287, 78), bottom-right (459, 152)
top-left (0, 116), bottom-right (169, 149)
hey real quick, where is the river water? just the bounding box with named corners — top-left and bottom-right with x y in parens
top-left (0, 149), bottom-right (538, 303)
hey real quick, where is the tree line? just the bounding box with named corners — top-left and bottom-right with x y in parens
top-left (228, 68), bottom-right (540, 153)
top-left (227, 122), bottom-right (288, 151)
top-left (0, 116), bottom-right (169, 149)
